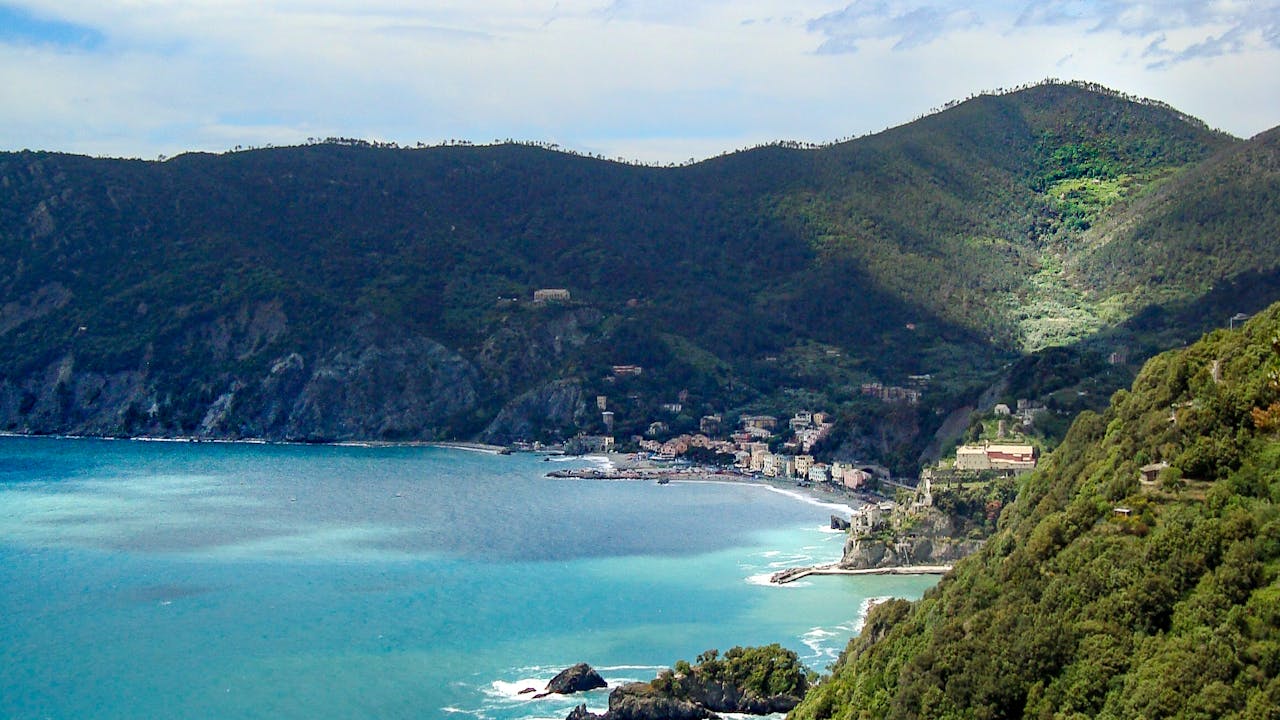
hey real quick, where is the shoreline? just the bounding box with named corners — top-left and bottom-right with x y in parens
top-left (0, 433), bottom-right (883, 515)
top-left (423, 441), bottom-right (510, 454)
top-left (572, 452), bottom-right (880, 513)
top-left (0, 431), bottom-right (508, 455)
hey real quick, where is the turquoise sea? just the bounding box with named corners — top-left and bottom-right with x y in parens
top-left (0, 437), bottom-right (937, 720)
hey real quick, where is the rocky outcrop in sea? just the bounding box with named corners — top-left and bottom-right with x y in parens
top-left (534, 663), bottom-right (607, 698)
top-left (564, 646), bottom-right (809, 720)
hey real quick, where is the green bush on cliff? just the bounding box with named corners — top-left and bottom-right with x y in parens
top-left (653, 644), bottom-right (812, 701)
top-left (791, 302), bottom-right (1280, 719)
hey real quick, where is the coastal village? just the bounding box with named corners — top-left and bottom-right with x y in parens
top-left (529, 288), bottom-right (1044, 562)
top-left (550, 400), bottom-right (1039, 535)
top-left (543, 397), bottom-right (1041, 585)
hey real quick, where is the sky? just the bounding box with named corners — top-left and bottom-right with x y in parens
top-left (1, 1), bottom-right (1278, 163)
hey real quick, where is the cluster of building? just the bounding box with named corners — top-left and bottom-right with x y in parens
top-left (629, 410), bottom-right (885, 491)
top-left (992, 399), bottom-right (1048, 429)
top-left (860, 382), bottom-right (922, 405)
top-left (638, 432), bottom-right (735, 460)
top-left (745, 445), bottom-right (877, 490)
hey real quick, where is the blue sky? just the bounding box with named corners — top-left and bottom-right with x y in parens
top-left (1, 1), bottom-right (1277, 162)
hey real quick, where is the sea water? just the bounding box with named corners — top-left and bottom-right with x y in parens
top-left (0, 437), bottom-right (937, 720)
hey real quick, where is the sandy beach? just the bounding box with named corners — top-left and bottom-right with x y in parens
top-left (547, 451), bottom-right (880, 513)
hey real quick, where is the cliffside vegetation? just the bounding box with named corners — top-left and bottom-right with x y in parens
top-left (0, 81), bottom-right (1275, 471)
top-left (791, 302), bottom-right (1280, 719)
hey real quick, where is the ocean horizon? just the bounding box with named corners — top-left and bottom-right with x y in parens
top-left (0, 436), bottom-right (937, 719)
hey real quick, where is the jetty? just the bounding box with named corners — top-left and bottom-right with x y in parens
top-left (426, 441), bottom-right (511, 454)
top-left (770, 563), bottom-right (952, 584)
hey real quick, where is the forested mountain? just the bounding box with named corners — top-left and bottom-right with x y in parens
top-left (1076, 124), bottom-right (1280, 304)
top-left (791, 299), bottom-right (1280, 720)
top-left (0, 81), bottom-right (1274, 469)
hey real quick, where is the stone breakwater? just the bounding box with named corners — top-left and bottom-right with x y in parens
top-left (770, 563), bottom-right (952, 584)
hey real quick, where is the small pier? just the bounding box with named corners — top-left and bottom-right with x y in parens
top-left (770, 563), bottom-right (952, 584)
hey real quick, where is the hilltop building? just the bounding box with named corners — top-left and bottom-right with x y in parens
top-left (955, 443), bottom-right (1037, 473)
top-left (533, 288), bottom-right (571, 303)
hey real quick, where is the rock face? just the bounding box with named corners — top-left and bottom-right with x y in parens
top-left (262, 328), bottom-right (481, 442)
top-left (0, 311), bottom-right (484, 442)
top-left (676, 677), bottom-right (802, 715)
top-left (830, 514), bottom-right (851, 531)
top-left (475, 308), bottom-right (603, 396)
top-left (566, 683), bottom-right (714, 720)
top-left (839, 510), bottom-right (983, 569)
top-left (536, 663), bottom-right (607, 698)
top-left (480, 378), bottom-right (591, 444)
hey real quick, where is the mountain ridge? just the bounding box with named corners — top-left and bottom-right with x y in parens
top-left (0, 81), bottom-right (1273, 471)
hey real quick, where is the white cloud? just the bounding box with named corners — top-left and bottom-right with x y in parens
top-left (0, 1), bottom-right (1276, 162)
top-left (808, 2), bottom-right (982, 53)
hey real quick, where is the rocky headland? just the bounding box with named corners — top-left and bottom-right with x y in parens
top-left (838, 508), bottom-right (985, 570)
top-left (564, 645), bottom-right (810, 720)
top-left (835, 473), bottom-right (1017, 571)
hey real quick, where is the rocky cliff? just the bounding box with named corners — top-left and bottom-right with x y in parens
top-left (838, 478), bottom-right (1016, 569)
top-left (565, 645), bottom-right (810, 720)
top-left (0, 302), bottom-right (597, 443)
top-left (839, 510), bottom-right (986, 569)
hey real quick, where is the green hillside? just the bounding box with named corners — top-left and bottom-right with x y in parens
top-left (1074, 125), bottom-right (1280, 307)
top-left (0, 81), bottom-right (1273, 470)
top-left (791, 302), bottom-right (1280, 719)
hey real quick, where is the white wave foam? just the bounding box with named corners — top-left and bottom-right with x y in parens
top-left (798, 599), bottom-right (905, 667)
top-left (853, 596), bottom-right (895, 633)
top-left (487, 678), bottom-right (548, 700)
top-left (801, 626), bottom-right (841, 661)
top-left (580, 454), bottom-right (616, 470)
top-left (745, 572), bottom-right (809, 588)
top-left (660, 477), bottom-right (857, 515)
top-left (754, 484), bottom-right (856, 515)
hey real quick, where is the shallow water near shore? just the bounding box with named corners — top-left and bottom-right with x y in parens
top-left (0, 437), bottom-right (937, 720)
